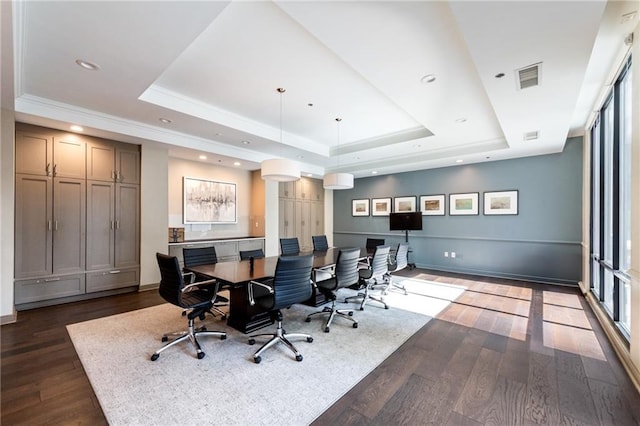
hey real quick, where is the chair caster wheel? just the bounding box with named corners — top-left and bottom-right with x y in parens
top-left (199, 313), bottom-right (206, 321)
top-left (305, 317), bottom-right (311, 322)
top-left (353, 323), bottom-right (358, 328)
top-left (254, 356), bottom-right (261, 364)
top-left (248, 338), bottom-right (256, 345)
top-left (161, 336), bottom-right (168, 342)
top-left (324, 327), bottom-right (330, 333)
top-left (182, 311), bottom-right (186, 317)
top-left (385, 306), bottom-right (389, 309)
top-left (221, 334), bottom-right (227, 340)
top-left (306, 337), bottom-right (313, 343)
top-left (221, 315), bottom-right (227, 321)
top-left (296, 354), bottom-right (303, 362)
top-left (360, 307), bottom-right (364, 311)
top-left (201, 327), bottom-right (207, 331)
top-left (150, 353), bottom-right (159, 361)
top-left (348, 311), bottom-right (354, 316)
top-left (197, 352), bottom-right (205, 360)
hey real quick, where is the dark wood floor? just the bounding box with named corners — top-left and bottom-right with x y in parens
top-left (2, 269), bottom-right (640, 425)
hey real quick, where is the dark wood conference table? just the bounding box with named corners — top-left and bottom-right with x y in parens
top-left (185, 247), bottom-right (368, 333)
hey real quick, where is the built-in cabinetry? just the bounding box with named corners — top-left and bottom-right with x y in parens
top-left (278, 177), bottom-right (324, 251)
top-left (168, 238), bottom-right (265, 267)
top-left (14, 123), bottom-right (140, 308)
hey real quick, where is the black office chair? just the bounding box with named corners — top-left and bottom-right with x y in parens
top-left (239, 248), bottom-right (265, 260)
top-left (312, 235), bottom-right (329, 251)
top-left (365, 238), bottom-right (385, 250)
top-left (305, 247), bottom-right (360, 332)
top-left (280, 237), bottom-right (300, 255)
top-left (346, 245), bottom-right (391, 310)
top-left (381, 242), bottom-right (410, 295)
top-left (182, 246), bottom-right (227, 319)
top-left (151, 253), bottom-right (227, 361)
top-left (247, 255), bottom-right (314, 363)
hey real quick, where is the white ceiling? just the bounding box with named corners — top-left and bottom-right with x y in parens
top-left (5, 0), bottom-right (639, 178)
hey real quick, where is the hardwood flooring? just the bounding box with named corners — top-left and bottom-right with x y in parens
top-left (2, 269), bottom-right (639, 425)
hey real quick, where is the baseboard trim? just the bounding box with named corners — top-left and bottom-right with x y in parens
top-left (585, 292), bottom-right (640, 395)
top-left (1, 308), bottom-right (17, 325)
top-left (415, 264), bottom-right (579, 287)
top-left (138, 283), bottom-right (158, 292)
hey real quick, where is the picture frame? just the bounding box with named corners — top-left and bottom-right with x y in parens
top-left (449, 192), bottom-right (479, 215)
top-left (394, 196), bottom-right (417, 212)
top-left (183, 176), bottom-right (237, 224)
top-left (484, 190), bottom-right (519, 215)
top-left (419, 194), bottom-right (445, 216)
top-left (371, 197), bottom-right (392, 216)
top-left (352, 199), bottom-right (370, 216)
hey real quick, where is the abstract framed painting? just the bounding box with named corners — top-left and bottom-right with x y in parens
top-left (183, 177), bottom-right (237, 224)
top-left (449, 192), bottom-right (479, 216)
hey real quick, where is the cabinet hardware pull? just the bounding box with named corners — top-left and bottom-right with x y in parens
top-left (110, 220), bottom-right (114, 230)
top-left (53, 164), bottom-right (57, 177)
top-left (54, 221), bottom-right (58, 231)
top-left (112, 170), bottom-right (116, 181)
top-left (44, 278), bottom-right (61, 282)
top-left (48, 220), bottom-right (52, 231)
top-left (116, 220), bottom-right (120, 229)
top-left (109, 270), bottom-right (121, 274)
top-left (46, 163), bottom-right (52, 176)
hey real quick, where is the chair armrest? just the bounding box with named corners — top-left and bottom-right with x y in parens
top-left (182, 271), bottom-right (196, 284)
top-left (312, 266), bottom-right (334, 285)
top-left (248, 279), bottom-right (274, 306)
top-left (182, 277), bottom-right (218, 293)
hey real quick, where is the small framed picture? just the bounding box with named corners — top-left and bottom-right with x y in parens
top-left (419, 194), bottom-right (445, 216)
top-left (394, 196), bottom-right (417, 212)
top-left (484, 190), bottom-right (518, 215)
top-left (352, 199), bottom-right (370, 216)
top-left (371, 198), bottom-right (391, 216)
top-left (449, 192), bottom-right (479, 215)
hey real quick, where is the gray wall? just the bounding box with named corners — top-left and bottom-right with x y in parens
top-left (333, 137), bottom-right (583, 285)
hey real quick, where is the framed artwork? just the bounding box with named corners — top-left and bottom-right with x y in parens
top-left (449, 192), bottom-right (479, 215)
top-left (484, 190), bottom-right (519, 215)
top-left (419, 194), bottom-right (445, 216)
top-left (371, 198), bottom-right (392, 216)
top-left (183, 177), bottom-right (237, 224)
top-left (394, 196), bottom-right (417, 212)
top-left (352, 199), bottom-right (370, 216)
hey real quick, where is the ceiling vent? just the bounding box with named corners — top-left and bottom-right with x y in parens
top-left (523, 130), bottom-right (539, 141)
top-left (516, 63), bottom-right (541, 90)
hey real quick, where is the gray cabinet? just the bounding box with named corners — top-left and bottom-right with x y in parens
top-left (279, 178), bottom-right (324, 252)
top-left (14, 123), bottom-right (140, 307)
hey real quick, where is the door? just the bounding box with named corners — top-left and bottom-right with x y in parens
top-left (86, 180), bottom-right (115, 270)
top-left (115, 183), bottom-right (140, 268)
top-left (15, 129), bottom-right (52, 176)
top-left (53, 177), bottom-right (86, 274)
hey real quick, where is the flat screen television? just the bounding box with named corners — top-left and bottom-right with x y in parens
top-left (389, 212), bottom-right (423, 231)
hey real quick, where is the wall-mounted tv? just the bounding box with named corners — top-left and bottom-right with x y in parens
top-left (389, 212), bottom-right (423, 231)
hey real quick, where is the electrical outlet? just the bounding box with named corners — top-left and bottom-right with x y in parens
top-left (444, 251), bottom-right (449, 257)
top-left (451, 252), bottom-right (456, 258)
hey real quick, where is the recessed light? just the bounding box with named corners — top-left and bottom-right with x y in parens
top-left (75, 59), bottom-right (100, 71)
top-left (241, 140), bottom-right (251, 145)
top-left (456, 159), bottom-right (464, 163)
top-left (233, 161), bottom-right (241, 166)
top-left (455, 118), bottom-right (467, 123)
top-left (371, 171), bottom-right (378, 175)
top-left (199, 155), bottom-right (207, 160)
top-left (420, 74), bottom-right (436, 84)
top-left (159, 118), bottom-right (172, 124)
top-left (296, 155), bottom-right (304, 159)
top-left (70, 125), bottom-right (84, 132)
top-left (307, 103), bottom-right (314, 107)
top-left (495, 72), bottom-right (505, 78)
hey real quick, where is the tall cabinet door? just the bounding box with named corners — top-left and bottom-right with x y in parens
top-left (115, 183), bottom-right (140, 268)
top-left (116, 146), bottom-right (141, 184)
top-left (279, 198), bottom-right (296, 239)
top-left (87, 141), bottom-right (116, 182)
top-left (53, 178), bottom-right (86, 275)
top-left (53, 136), bottom-right (86, 179)
top-left (15, 175), bottom-right (53, 278)
top-left (86, 181), bottom-right (115, 270)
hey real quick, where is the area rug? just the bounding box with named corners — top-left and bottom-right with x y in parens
top-left (66, 280), bottom-right (456, 426)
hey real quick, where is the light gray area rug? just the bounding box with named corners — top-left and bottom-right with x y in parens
top-left (67, 282), bottom-right (450, 426)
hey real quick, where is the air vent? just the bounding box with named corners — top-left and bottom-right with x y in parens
top-left (516, 63), bottom-right (541, 90)
top-left (523, 131), bottom-right (539, 141)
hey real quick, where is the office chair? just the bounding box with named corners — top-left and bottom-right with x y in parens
top-left (280, 237), bottom-right (300, 255)
top-left (365, 238), bottom-right (385, 251)
top-left (239, 248), bottom-right (265, 260)
top-left (182, 246), bottom-right (228, 319)
top-left (346, 245), bottom-right (391, 310)
top-left (381, 242), bottom-right (410, 295)
top-left (312, 235), bottom-right (329, 251)
top-left (151, 253), bottom-right (227, 361)
top-left (247, 255), bottom-right (314, 363)
top-left (305, 247), bottom-right (360, 332)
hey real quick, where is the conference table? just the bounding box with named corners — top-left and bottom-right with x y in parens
top-left (184, 247), bottom-right (369, 333)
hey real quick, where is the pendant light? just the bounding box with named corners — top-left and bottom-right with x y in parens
top-left (323, 117), bottom-right (354, 190)
top-left (261, 87), bottom-right (300, 182)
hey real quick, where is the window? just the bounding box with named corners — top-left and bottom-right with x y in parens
top-left (589, 56), bottom-right (632, 338)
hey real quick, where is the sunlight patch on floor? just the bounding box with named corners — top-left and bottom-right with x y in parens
top-left (383, 279), bottom-right (467, 317)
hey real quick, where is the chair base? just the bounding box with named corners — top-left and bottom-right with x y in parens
top-left (378, 274), bottom-right (408, 296)
top-left (248, 314), bottom-right (313, 363)
top-left (305, 301), bottom-right (358, 332)
top-left (151, 318), bottom-right (226, 361)
top-left (345, 282), bottom-right (388, 310)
